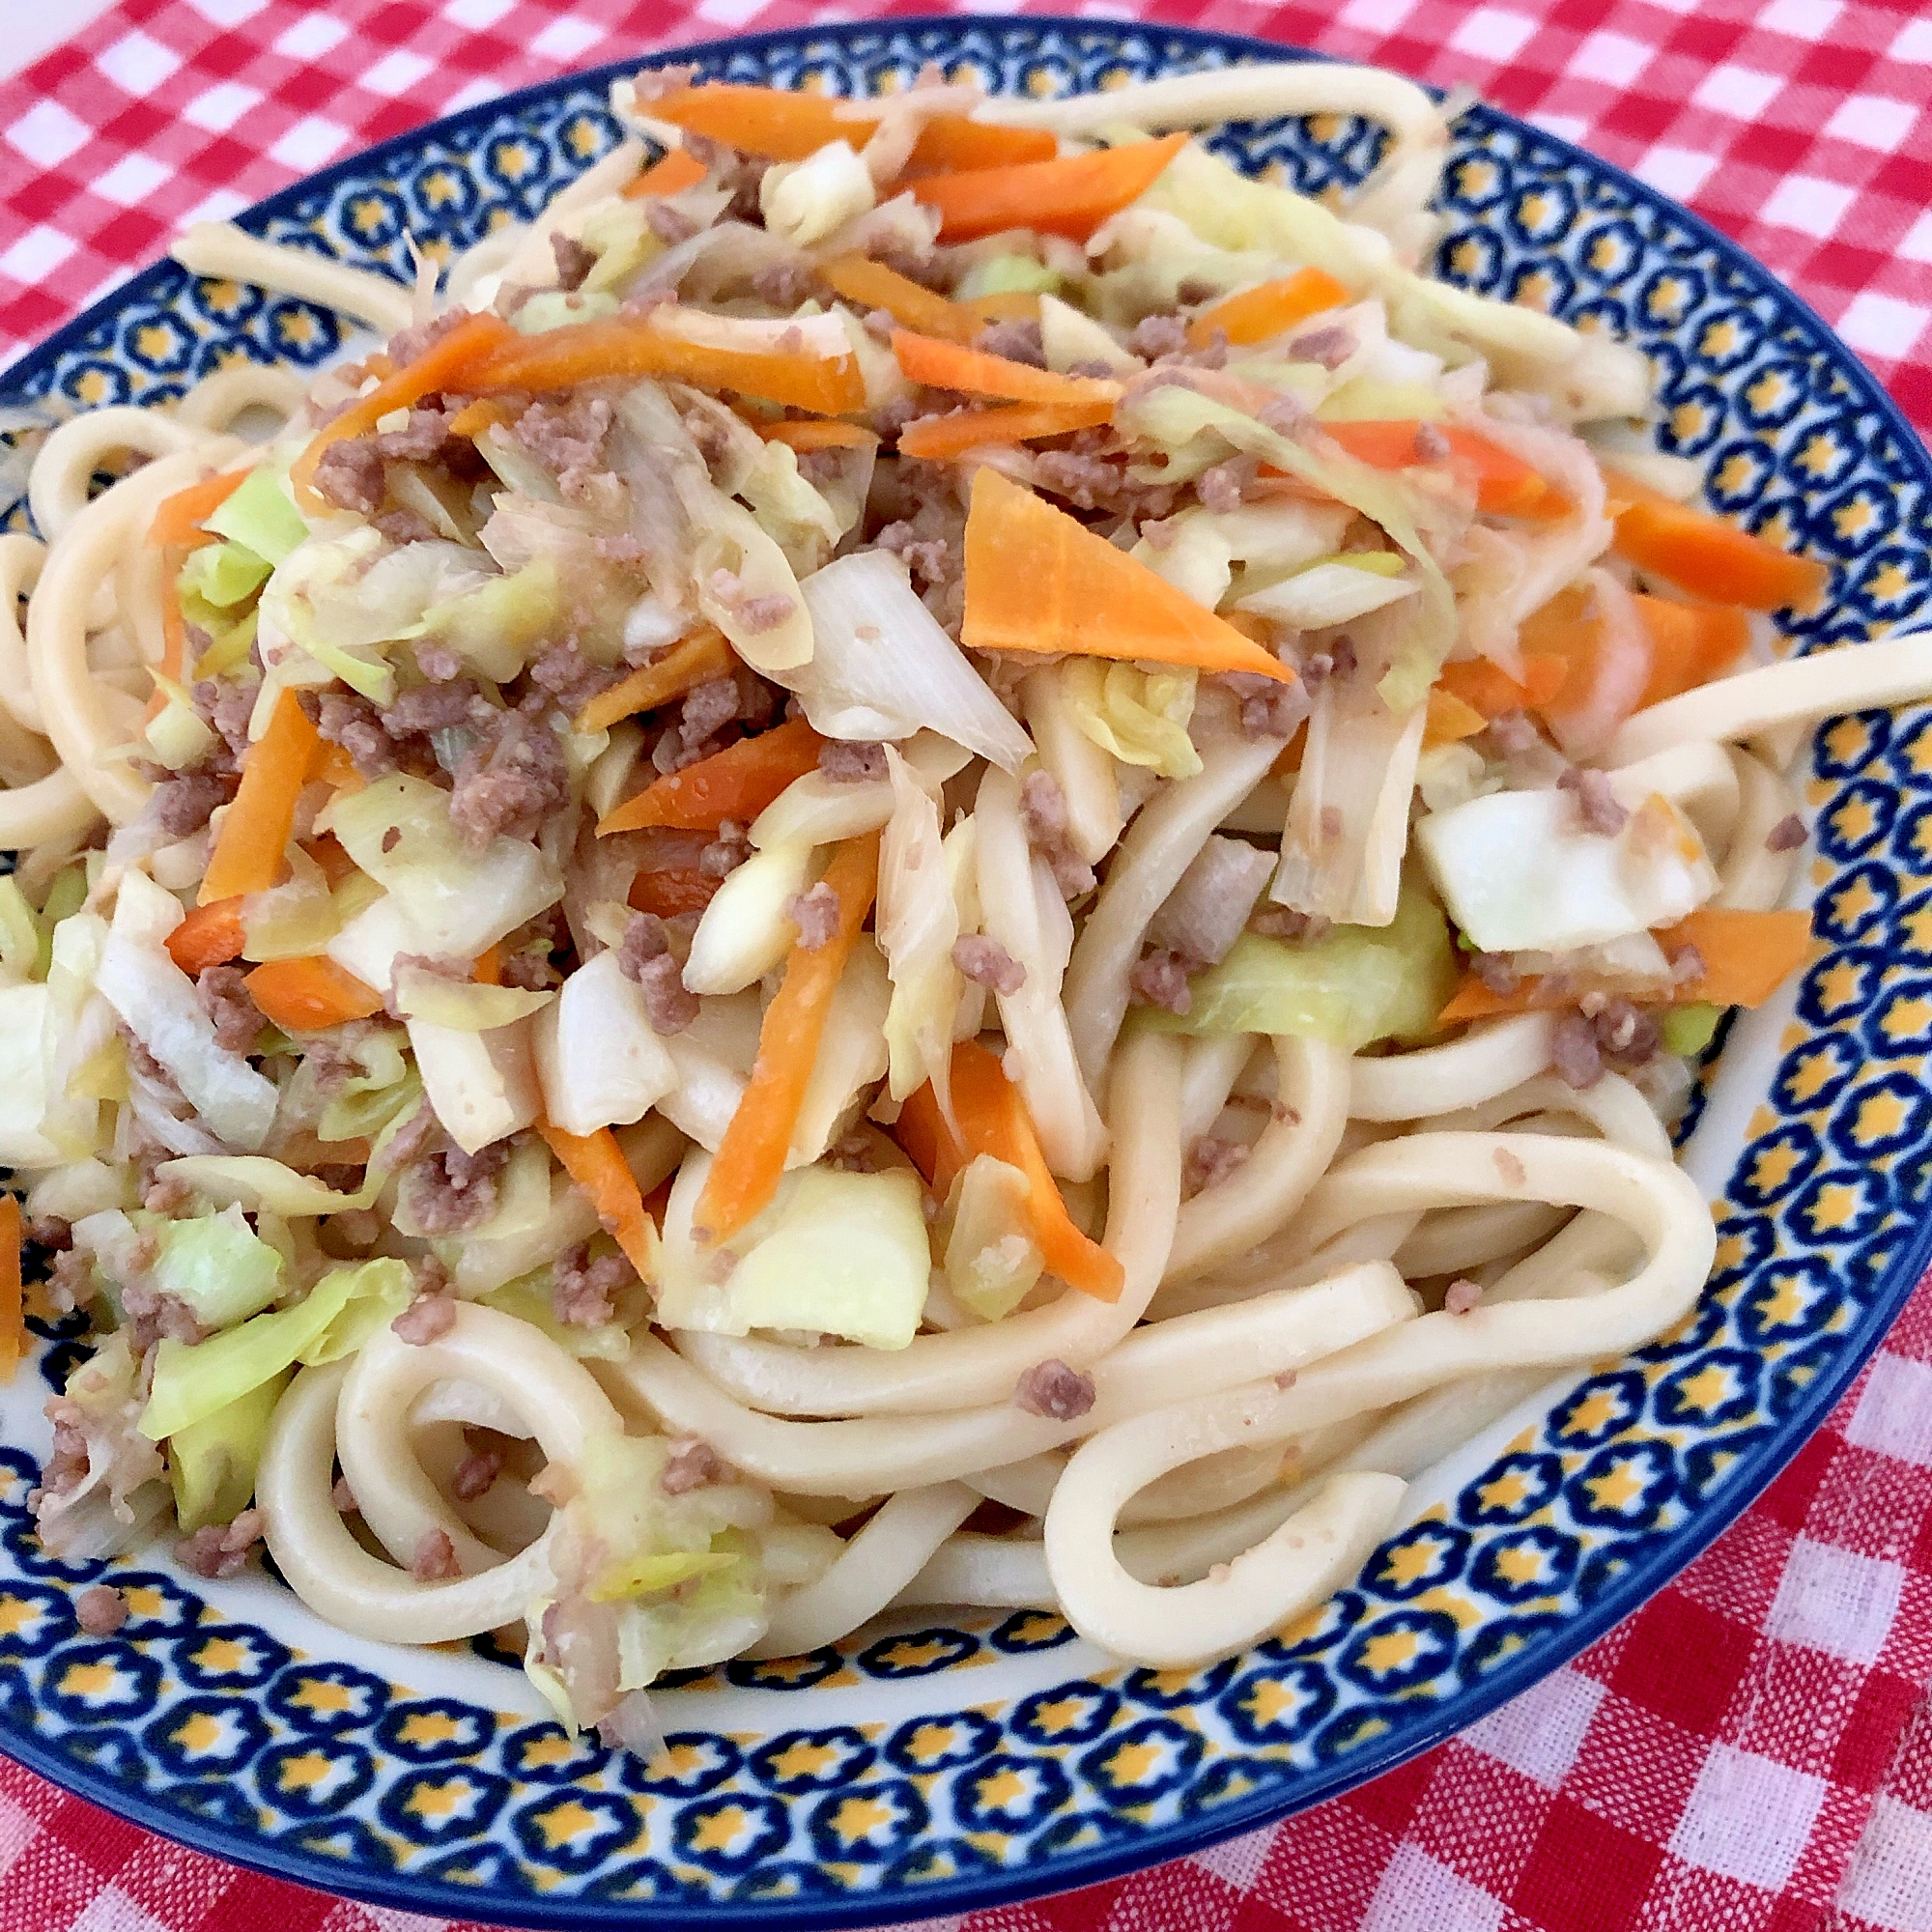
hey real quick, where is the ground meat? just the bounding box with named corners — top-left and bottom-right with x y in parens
top-left (1470, 951), bottom-right (1520, 994)
top-left (552, 232), bottom-right (596, 292)
top-left (312, 692), bottom-right (395, 779)
top-left (530, 636), bottom-right (620, 714)
top-left (753, 262), bottom-right (817, 308)
top-left (1029, 448), bottom-right (1177, 523)
top-left (1486, 709), bottom-right (1541, 756)
top-left (45, 1247), bottom-right (92, 1315)
top-left (392, 1291), bottom-right (458, 1344)
top-left (405, 1139), bottom-right (510, 1236)
top-left (1766, 812), bottom-right (1806, 852)
top-left (1553, 1012), bottom-right (1605, 1090)
top-left (312, 437), bottom-right (386, 515)
top-left (661, 1435), bottom-right (725, 1494)
top-left (1593, 997), bottom-right (1662, 1067)
top-left (451, 1436), bottom-right (507, 1502)
top-left (553, 1242), bottom-right (631, 1328)
top-left (372, 506), bottom-right (438, 545)
top-left (1444, 1276), bottom-right (1483, 1314)
top-left (1018, 770), bottom-right (1096, 897)
top-left (1558, 765), bottom-right (1629, 835)
top-left (384, 678), bottom-right (493, 740)
top-left (645, 199), bottom-right (699, 244)
top-left (697, 820), bottom-right (752, 879)
top-left (1289, 324), bottom-right (1354, 370)
top-left (387, 306), bottom-right (469, 371)
top-left (617, 912), bottom-right (699, 1034)
top-left (449, 712), bottom-right (570, 850)
top-left (1413, 422), bottom-right (1452, 461)
top-left (1196, 456), bottom-right (1260, 515)
top-left (1127, 313), bottom-right (1188, 359)
top-left (1183, 1134), bottom-right (1250, 1199)
top-left (976, 319), bottom-right (1046, 367)
top-left (1251, 905), bottom-right (1332, 945)
top-left (193, 680), bottom-right (255, 758)
top-left (383, 1101), bottom-right (439, 1176)
top-left (121, 1283), bottom-right (209, 1350)
top-left (176, 1508), bottom-right (265, 1580)
top-left (1014, 1358), bottom-right (1096, 1421)
top-left (706, 568), bottom-right (795, 635)
top-left (412, 1529), bottom-right (461, 1582)
top-left (810, 740), bottom-right (886, 788)
top-left (151, 771), bottom-right (233, 838)
top-left (74, 1584), bottom-right (128, 1635)
top-left (679, 675), bottom-right (741, 745)
top-left (952, 933), bottom-right (1025, 993)
top-left (786, 882), bottom-right (842, 950)
top-left (196, 965), bottom-right (261, 1053)
top-left (331, 1475), bottom-right (359, 1514)
top-left (1148, 835), bottom-right (1276, 966)
top-left (1129, 948), bottom-right (1193, 1015)
top-left (372, 407), bottom-right (460, 467)
top-left (513, 395), bottom-right (612, 497)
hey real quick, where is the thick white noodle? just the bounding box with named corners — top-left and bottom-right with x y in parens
top-left (171, 222), bottom-right (417, 339)
top-left (173, 362), bottom-right (309, 436)
top-left (1349, 1014), bottom-right (1557, 1122)
top-left (1717, 747), bottom-right (1802, 912)
top-left (27, 407), bottom-right (205, 542)
top-left (0, 534), bottom-right (47, 734)
top-left (1179, 1032), bottom-right (1260, 1144)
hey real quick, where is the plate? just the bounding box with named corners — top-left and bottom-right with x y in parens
top-left (3, 17), bottom-right (1930, 1928)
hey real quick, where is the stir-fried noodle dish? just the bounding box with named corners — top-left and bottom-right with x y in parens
top-left (1, 57), bottom-right (1918, 1748)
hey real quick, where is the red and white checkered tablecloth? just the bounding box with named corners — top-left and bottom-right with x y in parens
top-left (2, 3), bottom-right (1930, 1929)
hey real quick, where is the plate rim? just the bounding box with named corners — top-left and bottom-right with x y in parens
top-left (3, 15), bottom-right (1929, 1927)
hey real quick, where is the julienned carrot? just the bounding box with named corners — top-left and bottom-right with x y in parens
top-left (891, 328), bottom-right (1120, 409)
top-left (302, 833), bottom-right (357, 887)
top-left (198, 689), bottom-right (321, 906)
top-left (1322, 420), bottom-right (1573, 522)
top-left (467, 316), bottom-right (866, 417)
top-left (822, 253), bottom-right (980, 345)
top-left (895, 1040), bottom-right (1123, 1302)
top-left (292, 310), bottom-right (515, 508)
top-left (1435, 653), bottom-right (1569, 720)
top-left (165, 897), bottom-right (245, 975)
top-left (960, 467), bottom-right (1295, 682)
top-left (622, 147), bottom-right (708, 197)
top-left (912, 131), bottom-right (1188, 242)
top-left (1602, 466), bottom-right (1828, 612)
top-left (755, 419), bottom-right (880, 453)
top-left (311, 741), bottom-right (362, 792)
top-left (576, 626), bottom-right (735, 734)
top-left (242, 956), bottom-right (385, 1032)
top-left (695, 835), bottom-right (881, 1244)
top-left (628, 866), bottom-right (721, 919)
top-left (1632, 595), bottom-right (1750, 709)
top-left (899, 116), bottom-right (1058, 178)
top-left (147, 469), bottom-right (247, 549)
top-left (958, 291), bottom-right (1041, 327)
top-left (597, 716), bottom-right (825, 835)
top-left (447, 397), bottom-right (513, 440)
top-left (1422, 686), bottom-right (1488, 747)
top-left (539, 1122), bottom-right (659, 1279)
top-left (0, 1193), bottom-right (21, 1382)
top-left (1435, 907), bottom-right (1814, 1023)
top-left (1186, 268), bottom-right (1351, 349)
top-left (896, 398), bottom-right (1116, 461)
top-left (472, 944), bottom-right (503, 987)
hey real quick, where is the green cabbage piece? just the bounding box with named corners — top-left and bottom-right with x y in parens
top-left (515, 289), bottom-right (620, 332)
top-left (1144, 882), bottom-right (1457, 1048)
top-left (1662, 1003), bottom-right (1721, 1056)
top-left (316, 1032), bottom-right (415, 1143)
top-left (168, 1369), bottom-right (289, 1532)
top-left (420, 558), bottom-right (560, 684)
top-left (955, 254), bottom-right (1060, 299)
top-left (1062, 660), bottom-right (1201, 779)
top-left (140, 1259), bottom-right (413, 1442)
top-left (204, 466), bottom-right (309, 566)
top-left (34, 865), bottom-right (86, 979)
top-left (178, 540), bottom-right (271, 611)
top-left (481, 1262), bottom-right (633, 1362)
top-left (0, 876), bottom-right (39, 982)
top-left (151, 1207), bottom-right (285, 1328)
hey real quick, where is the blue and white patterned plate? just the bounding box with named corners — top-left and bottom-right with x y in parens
top-left (2, 18), bottom-right (1929, 1928)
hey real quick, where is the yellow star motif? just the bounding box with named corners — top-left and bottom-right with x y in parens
top-left (1871, 562), bottom-right (1913, 603)
top-left (1881, 997), bottom-right (1932, 1041)
top-left (829, 1796), bottom-right (894, 1841)
top-left (1104, 1741), bottom-right (1164, 1786)
top-left (408, 1779), bottom-right (469, 1821)
top-left (1450, 239), bottom-right (1483, 277)
top-left (1716, 452), bottom-right (1755, 496)
top-left (1243, 1679), bottom-right (1300, 1726)
top-left (1755, 1271), bottom-right (1807, 1327)
top-left (192, 1637), bottom-right (248, 1674)
top-left (772, 1739), bottom-right (842, 1780)
top-left (1700, 320), bottom-right (1738, 356)
top-left (290, 1678), bottom-right (355, 1716)
top-left (1746, 372), bottom-right (1787, 413)
top-left (1649, 276), bottom-right (1687, 318)
top-left (1379, 1541), bottom-right (1444, 1589)
top-left (1519, 191), bottom-right (1549, 228)
top-left (1670, 401), bottom-right (1705, 441)
top-left (1457, 160), bottom-right (1497, 197)
top-left (60, 1661), bottom-right (119, 1698)
top-left (1139, 1668), bottom-right (1199, 1699)
top-left (1833, 498), bottom-right (1876, 540)
top-left (519, 1732), bottom-right (575, 1770)
top-left (0, 1597), bottom-right (37, 1638)
top-left (1358, 1629), bottom-right (1422, 1677)
top-left (135, 324), bottom-right (176, 360)
top-left (1748, 1141), bottom-right (1804, 1192)
top-left (902, 1723), bottom-right (956, 1765)
top-left (1804, 1181), bottom-right (1861, 1233)
top-left (1832, 796), bottom-right (1878, 842)
top-left (277, 1750), bottom-right (333, 1791)
top-left (1493, 1546), bottom-right (1547, 1587)
top-left (174, 1712), bottom-right (225, 1754)
top-left (399, 1711), bottom-right (465, 1748)
top-left (1812, 961), bottom-right (1863, 1013)
top-left (975, 1767), bottom-right (1029, 1810)
top-left (1561, 1388), bottom-right (1624, 1436)
top-left (76, 370), bottom-right (110, 406)
top-left (1796, 432), bottom-right (1839, 476)
top-left (1478, 1468), bottom-right (1532, 1513)
top-left (539, 1799), bottom-right (608, 1849)
top-left (879, 1635), bottom-right (950, 1670)
top-left (1831, 876), bottom-right (1884, 927)
top-left (1854, 1090), bottom-right (1912, 1144)
top-left (1823, 717), bottom-right (1871, 763)
top-left (1673, 1363), bottom-right (1736, 1415)
top-left (1583, 1459), bottom-right (1648, 1512)
top-left (1590, 235), bottom-right (1623, 271)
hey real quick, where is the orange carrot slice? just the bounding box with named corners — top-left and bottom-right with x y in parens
top-left (575, 627), bottom-right (735, 735)
top-left (754, 419), bottom-right (881, 452)
top-left (822, 253), bottom-right (980, 345)
top-left (1423, 686), bottom-right (1489, 747)
top-left (597, 717), bottom-right (825, 835)
top-left (628, 867), bottom-right (722, 919)
top-left (539, 1122), bottom-right (659, 1279)
top-left (960, 467), bottom-right (1295, 682)
top-left (892, 328), bottom-right (1119, 408)
top-left (1602, 466), bottom-right (1829, 612)
top-left (896, 398), bottom-right (1116, 461)
top-left (1633, 595), bottom-right (1751, 709)
top-left (911, 131), bottom-right (1187, 242)
top-left (198, 689), bottom-right (320, 906)
top-left (1322, 420), bottom-right (1573, 522)
top-left (1186, 268), bottom-right (1351, 349)
top-left (1435, 653), bottom-right (1570, 721)
top-left (243, 956), bottom-right (385, 1032)
top-left (895, 1040), bottom-right (1123, 1302)
top-left (147, 469), bottom-right (247, 549)
top-left (622, 147), bottom-right (709, 197)
top-left (165, 898), bottom-right (246, 975)
top-left (695, 835), bottom-right (880, 1243)
top-left (0, 1194), bottom-right (21, 1383)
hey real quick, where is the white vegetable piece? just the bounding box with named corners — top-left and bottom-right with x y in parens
top-left (1416, 787), bottom-right (1718, 953)
top-left (1037, 293), bottom-right (1137, 375)
top-left (408, 1014), bottom-right (540, 1154)
top-left (788, 935), bottom-right (891, 1166)
top-left (759, 141), bottom-right (877, 248)
top-left (0, 981), bottom-right (59, 1166)
top-left (682, 840), bottom-right (817, 996)
top-left (531, 951), bottom-right (677, 1138)
top-left (1236, 561), bottom-right (1418, 630)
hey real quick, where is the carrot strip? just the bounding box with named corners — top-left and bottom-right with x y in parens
top-left (165, 898), bottom-right (245, 975)
top-left (895, 1041), bottom-right (1123, 1302)
top-left (468, 315), bottom-right (866, 417)
top-left (576, 627), bottom-right (735, 734)
top-left (892, 327), bottom-right (1120, 408)
top-left (447, 397), bottom-right (513, 439)
top-left (755, 418), bottom-right (880, 452)
top-left (1602, 466), bottom-right (1828, 612)
top-left (912, 131), bottom-right (1187, 242)
top-left (0, 1194), bottom-right (21, 1383)
top-left (1423, 686), bottom-right (1488, 747)
top-left (301, 833), bottom-right (357, 887)
top-left (958, 291), bottom-right (1042, 327)
top-left (1436, 908), bottom-right (1814, 1023)
top-left (960, 467), bottom-right (1295, 682)
top-left (1633, 594), bottom-right (1751, 709)
top-left (622, 147), bottom-right (708, 198)
top-left (899, 116), bottom-right (1058, 178)
top-left (695, 835), bottom-right (881, 1243)
top-left (628, 867), bottom-right (722, 919)
top-left (472, 944), bottom-right (503, 987)
top-left (291, 310), bottom-right (515, 509)
top-left (1322, 420), bottom-right (1573, 522)
top-left (1186, 268), bottom-right (1351, 350)
top-left (311, 741), bottom-right (363, 792)
top-left (1435, 653), bottom-right (1570, 721)
top-left (896, 398), bottom-right (1116, 461)
top-left (598, 717), bottom-right (825, 835)
top-left (822, 252), bottom-right (980, 345)
top-left (243, 956), bottom-right (385, 1032)
top-left (539, 1122), bottom-right (659, 1279)
top-left (198, 689), bottom-right (321, 906)
top-left (147, 469), bottom-right (247, 549)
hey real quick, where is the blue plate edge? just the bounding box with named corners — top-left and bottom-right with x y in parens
top-left (0, 14), bottom-right (1925, 1928)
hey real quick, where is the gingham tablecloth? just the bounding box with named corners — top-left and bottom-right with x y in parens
top-left (2, 3), bottom-right (1930, 1928)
